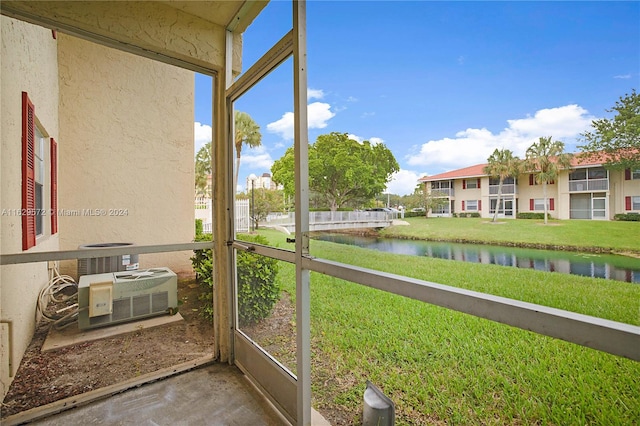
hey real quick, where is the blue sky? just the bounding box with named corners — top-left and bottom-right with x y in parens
top-left (194, 1), bottom-right (640, 196)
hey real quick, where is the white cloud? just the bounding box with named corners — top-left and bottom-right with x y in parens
top-left (347, 134), bottom-right (384, 146)
top-left (239, 145), bottom-right (274, 170)
top-left (406, 104), bottom-right (595, 172)
top-left (386, 169), bottom-right (424, 196)
top-left (347, 133), bottom-right (363, 143)
top-left (267, 102), bottom-right (336, 140)
top-left (308, 88), bottom-right (324, 99)
top-left (194, 122), bottom-right (212, 154)
top-left (614, 74), bottom-right (632, 79)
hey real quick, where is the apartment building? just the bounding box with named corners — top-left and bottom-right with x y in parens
top-left (419, 154), bottom-right (640, 220)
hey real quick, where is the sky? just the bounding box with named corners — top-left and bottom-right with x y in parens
top-left (194, 1), bottom-right (640, 196)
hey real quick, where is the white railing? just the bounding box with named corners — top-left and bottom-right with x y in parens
top-left (262, 210), bottom-right (396, 226)
top-left (431, 188), bottom-right (454, 197)
top-left (569, 178), bottom-right (609, 192)
top-left (196, 198), bottom-right (249, 233)
top-left (489, 184), bottom-right (516, 195)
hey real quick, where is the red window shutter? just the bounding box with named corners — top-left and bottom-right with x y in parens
top-left (549, 179), bottom-right (555, 185)
top-left (51, 138), bottom-right (58, 234)
top-left (626, 196), bottom-right (632, 211)
top-left (477, 178), bottom-right (481, 189)
top-left (478, 200), bottom-right (482, 211)
top-left (529, 199), bottom-right (534, 210)
top-left (22, 92), bottom-right (36, 250)
top-left (625, 169), bottom-right (631, 180)
top-left (461, 200), bottom-right (465, 211)
top-left (529, 174), bottom-right (534, 185)
top-left (549, 198), bottom-right (555, 211)
top-left (462, 180), bottom-right (466, 189)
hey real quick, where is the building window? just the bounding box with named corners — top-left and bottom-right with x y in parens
top-left (465, 200), bottom-right (478, 211)
top-left (22, 91), bottom-right (57, 250)
top-left (633, 170), bottom-right (640, 180)
top-left (433, 203), bottom-right (450, 215)
top-left (464, 179), bottom-right (480, 189)
top-left (489, 177), bottom-right (515, 186)
top-left (627, 196), bottom-right (640, 211)
top-left (531, 198), bottom-right (554, 211)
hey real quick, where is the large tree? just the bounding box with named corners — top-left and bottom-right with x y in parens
top-left (524, 136), bottom-right (572, 225)
top-left (579, 90), bottom-right (640, 170)
top-left (234, 111), bottom-right (262, 191)
top-left (483, 148), bottom-right (521, 223)
top-left (271, 132), bottom-right (399, 211)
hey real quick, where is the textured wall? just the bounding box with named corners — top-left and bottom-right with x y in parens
top-left (0, 16), bottom-right (60, 399)
top-left (1, 0), bottom-right (249, 73)
top-left (57, 33), bottom-right (195, 276)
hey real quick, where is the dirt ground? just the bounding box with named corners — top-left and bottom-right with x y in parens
top-left (0, 275), bottom-right (217, 418)
top-left (0, 274), bottom-right (355, 424)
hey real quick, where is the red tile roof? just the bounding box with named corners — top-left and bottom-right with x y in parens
top-left (419, 150), bottom-right (619, 182)
top-left (419, 163), bottom-right (488, 182)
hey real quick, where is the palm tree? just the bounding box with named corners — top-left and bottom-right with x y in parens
top-left (195, 141), bottom-right (212, 197)
top-left (525, 136), bottom-right (573, 224)
top-left (234, 111), bottom-right (262, 191)
top-left (483, 148), bottom-right (521, 222)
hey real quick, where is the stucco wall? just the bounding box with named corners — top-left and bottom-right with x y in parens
top-left (1, 16), bottom-right (60, 399)
top-left (57, 34), bottom-right (195, 277)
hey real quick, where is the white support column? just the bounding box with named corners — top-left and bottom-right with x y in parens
top-left (293, 1), bottom-right (311, 425)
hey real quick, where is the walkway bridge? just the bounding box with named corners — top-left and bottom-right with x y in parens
top-left (260, 211), bottom-right (396, 234)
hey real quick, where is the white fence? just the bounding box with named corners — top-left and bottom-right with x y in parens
top-left (196, 198), bottom-right (249, 233)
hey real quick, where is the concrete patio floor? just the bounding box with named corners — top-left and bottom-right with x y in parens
top-left (24, 362), bottom-right (329, 425)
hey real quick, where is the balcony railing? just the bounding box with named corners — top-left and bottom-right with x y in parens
top-left (489, 184), bottom-right (516, 195)
top-left (431, 188), bottom-right (454, 197)
top-left (569, 178), bottom-right (609, 192)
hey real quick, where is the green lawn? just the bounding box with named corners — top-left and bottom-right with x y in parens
top-left (255, 226), bottom-right (640, 425)
top-left (382, 217), bottom-right (640, 253)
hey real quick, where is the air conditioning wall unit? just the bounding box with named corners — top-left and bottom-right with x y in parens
top-left (78, 267), bottom-right (178, 330)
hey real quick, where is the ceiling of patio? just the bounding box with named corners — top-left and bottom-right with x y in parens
top-left (0, 1), bottom-right (269, 73)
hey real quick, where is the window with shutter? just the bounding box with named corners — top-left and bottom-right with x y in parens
top-left (22, 92), bottom-right (36, 250)
top-left (21, 92), bottom-right (55, 248)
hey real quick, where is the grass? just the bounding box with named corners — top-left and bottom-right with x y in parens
top-left (382, 217), bottom-right (640, 253)
top-left (256, 225), bottom-right (640, 425)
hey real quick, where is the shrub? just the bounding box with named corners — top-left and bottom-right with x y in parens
top-left (614, 213), bottom-right (640, 221)
top-left (236, 234), bottom-right (280, 326)
top-left (191, 232), bottom-right (213, 319)
top-left (195, 218), bottom-right (203, 237)
top-left (190, 233), bottom-right (280, 326)
top-left (517, 212), bottom-right (551, 220)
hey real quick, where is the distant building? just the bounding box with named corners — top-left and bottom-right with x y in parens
top-left (246, 173), bottom-right (283, 191)
top-left (419, 153), bottom-right (640, 220)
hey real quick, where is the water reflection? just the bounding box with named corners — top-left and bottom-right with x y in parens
top-left (314, 234), bottom-right (640, 283)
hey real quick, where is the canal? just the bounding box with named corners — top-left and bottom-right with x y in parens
top-left (314, 234), bottom-right (640, 283)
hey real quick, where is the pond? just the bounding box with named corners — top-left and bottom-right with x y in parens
top-left (314, 234), bottom-right (640, 283)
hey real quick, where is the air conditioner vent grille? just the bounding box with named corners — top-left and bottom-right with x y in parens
top-left (112, 299), bottom-right (131, 321)
top-left (133, 294), bottom-right (150, 317)
top-left (152, 292), bottom-right (169, 313)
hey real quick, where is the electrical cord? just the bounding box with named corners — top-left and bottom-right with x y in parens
top-left (37, 264), bottom-right (80, 330)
